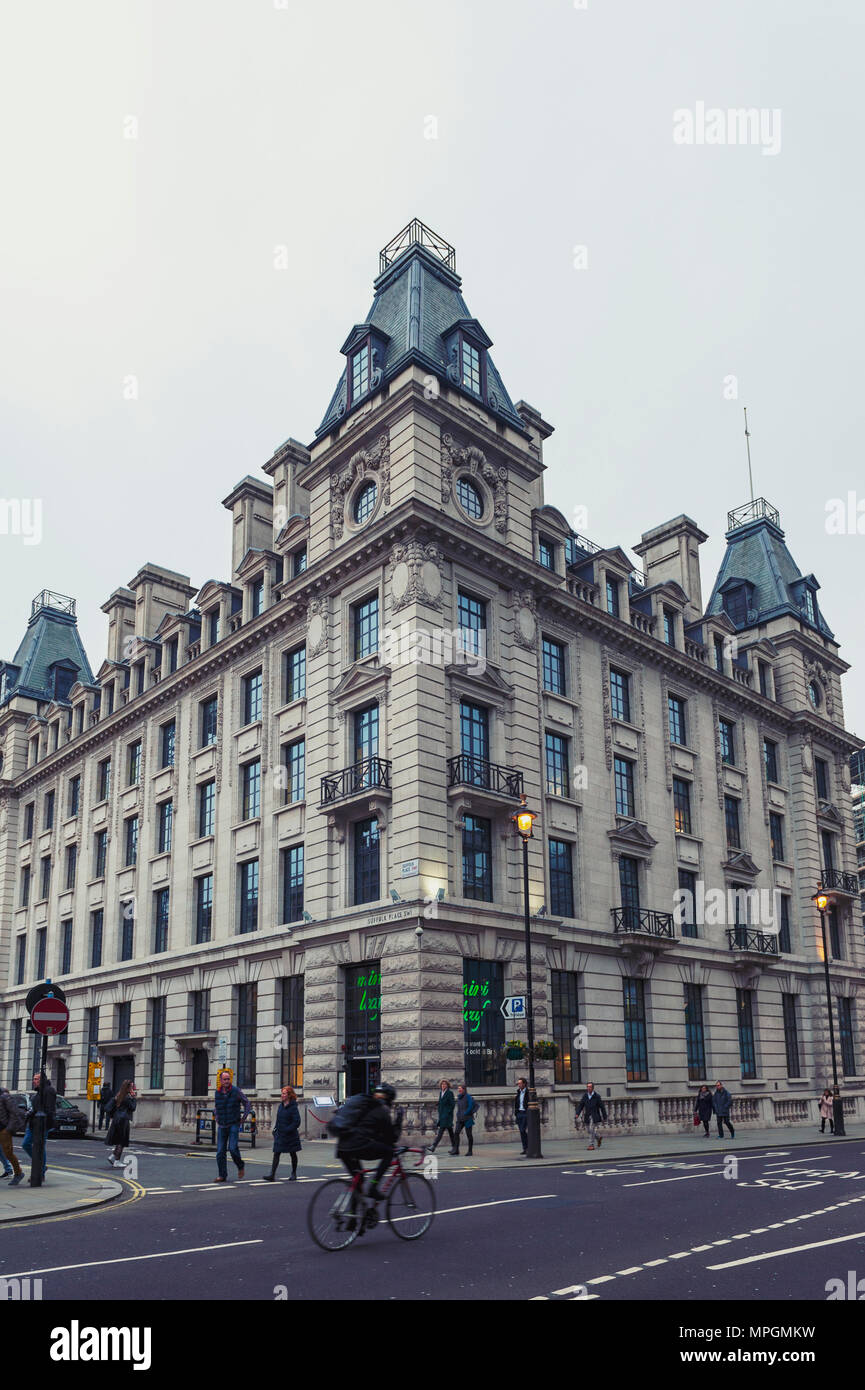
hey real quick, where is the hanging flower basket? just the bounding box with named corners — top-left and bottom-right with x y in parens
top-left (533, 1040), bottom-right (559, 1061)
top-left (505, 1040), bottom-right (528, 1060)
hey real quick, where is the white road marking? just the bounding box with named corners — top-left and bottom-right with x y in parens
top-left (616, 1266), bottom-right (643, 1275)
top-left (690, 1244), bottom-right (713, 1252)
top-left (624, 1171), bottom-right (724, 1188)
top-left (708, 1230), bottom-right (865, 1271)
top-left (392, 1195), bottom-right (555, 1221)
top-left (669, 1252), bottom-right (691, 1260)
top-left (644, 1259), bottom-right (667, 1267)
top-left (586, 1275), bottom-right (616, 1285)
top-left (2, 1239), bottom-right (263, 1279)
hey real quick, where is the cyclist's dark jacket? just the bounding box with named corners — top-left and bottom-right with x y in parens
top-left (336, 1096), bottom-right (397, 1154)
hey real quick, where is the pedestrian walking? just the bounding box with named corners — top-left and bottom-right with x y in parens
top-left (21, 1072), bottom-right (56, 1179)
top-left (514, 1076), bottom-right (529, 1155)
top-left (263, 1086), bottom-right (302, 1181)
top-left (712, 1080), bottom-right (735, 1139)
top-left (429, 1079), bottom-right (455, 1153)
top-left (0, 1087), bottom-right (25, 1187)
top-left (105, 1080), bottom-right (137, 1167)
top-left (694, 1085), bottom-right (713, 1137)
top-left (97, 1081), bottom-right (113, 1131)
top-left (575, 1081), bottom-right (607, 1150)
top-left (213, 1069), bottom-right (251, 1182)
top-left (818, 1089), bottom-right (834, 1135)
top-left (451, 1083), bottom-right (478, 1156)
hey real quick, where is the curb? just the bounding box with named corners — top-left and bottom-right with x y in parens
top-left (0, 1168), bottom-right (124, 1224)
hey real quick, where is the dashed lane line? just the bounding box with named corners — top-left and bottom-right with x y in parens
top-left (2, 1239), bottom-right (263, 1280)
top-left (708, 1229), bottom-right (865, 1271)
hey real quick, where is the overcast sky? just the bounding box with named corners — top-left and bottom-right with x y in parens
top-left (2, 1), bottom-right (864, 731)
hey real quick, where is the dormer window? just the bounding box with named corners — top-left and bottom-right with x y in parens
top-left (663, 608), bottom-right (676, 647)
top-left (461, 340), bottom-right (481, 395)
top-left (723, 586), bottom-right (747, 626)
top-left (538, 536), bottom-right (556, 571)
top-left (606, 579), bottom-right (620, 618)
top-left (803, 588), bottom-right (817, 624)
top-left (351, 343), bottom-right (370, 403)
top-left (251, 575), bottom-right (264, 618)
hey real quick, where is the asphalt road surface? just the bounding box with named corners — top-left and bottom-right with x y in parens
top-left (4, 1139), bottom-right (865, 1302)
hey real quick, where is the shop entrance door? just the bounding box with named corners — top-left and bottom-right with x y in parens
top-left (112, 1056), bottom-right (135, 1091)
top-left (191, 1049), bottom-right (209, 1096)
top-left (348, 1057), bottom-right (380, 1096)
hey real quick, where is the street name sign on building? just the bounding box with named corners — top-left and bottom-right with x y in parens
top-left (29, 998), bottom-right (70, 1036)
top-left (500, 996), bottom-right (527, 1020)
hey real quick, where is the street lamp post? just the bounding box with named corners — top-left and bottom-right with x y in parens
top-left (812, 890), bottom-right (846, 1138)
top-left (513, 796), bottom-right (542, 1159)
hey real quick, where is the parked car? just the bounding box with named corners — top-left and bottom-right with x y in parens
top-left (10, 1093), bottom-right (88, 1139)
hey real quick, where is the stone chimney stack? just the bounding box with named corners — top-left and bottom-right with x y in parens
top-left (633, 515), bottom-right (708, 622)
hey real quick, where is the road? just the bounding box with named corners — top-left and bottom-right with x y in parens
top-left (3, 1139), bottom-right (865, 1303)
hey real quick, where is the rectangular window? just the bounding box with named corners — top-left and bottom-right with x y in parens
top-left (737, 988), bottom-right (757, 1080)
top-left (542, 637), bottom-right (566, 695)
top-left (120, 900), bottom-right (134, 961)
top-left (293, 546), bottom-right (307, 578)
top-left (242, 669), bottom-right (263, 725)
top-left (39, 856), bottom-right (51, 901)
top-left (719, 718), bottom-right (735, 765)
top-left (724, 796), bottom-right (741, 849)
top-left (282, 844), bottom-right (304, 923)
top-left (60, 919), bottom-right (73, 975)
top-left (606, 578), bottom-right (620, 618)
top-left (763, 738), bottom-right (779, 784)
top-left (283, 645), bottom-right (306, 703)
top-left (462, 815), bottom-right (492, 902)
top-left (116, 1001), bottom-right (131, 1040)
top-left (684, 983), bottom-right (706, 1081)
top-left (158, 800), bottom-right (173, 855)
top-left (821, 830), bottom-right (836, 873)
top-left (236, 983), bottom-right (257, 1089)
top-left (20, 864), bottom-right (31, 908)
top-left (463, 959), bottom-right (505, 1088)
top-left (35, 927), bottom-right (46, 979)
top-left (782, 994), bottom-right (801, 1078)
top-left (549, 839), bottom-right (575, 918)
top-left (351, 343), bottom-right (370, 401)
top-left (280, 976), bottom-right (304, 1089)
top-left (94, 829), bottom-right (107, 879)
top-left (24, 802), bottom-right (34, 839)
top-left (166, 638), bottom-right (178, 674)
top-left (97, 757), bottom-right (111, 802)
top-left (778, 894), bottom-right (792, 953)
top-left (614, 756), bottom-right (635, 818)
top-left (208, 610), bottom-right (219, 646)
top-left (200, 696), bottom-right (218, 747)
top-left (195, 874), bottom-right (213, 944)
top-left (90, 909), bottom-right (104, 968)
top-left (135, 661), bottom-right (145, 696)
top-left (769, 812), bottom-right (785, 862)
top-left (815, 758), bottom-right (829, 801)
top-left (127, 740), bottom-right (142, 785)
top-left (828, 906), bottom-right (842, 959)
top-left (198, 780), bottom-right (215, 838)
top-left (758, 660), bottom-right (770, 697)
top-left (15, 935), bottom-right (26, 985)
top-left (678, 868), bottom-right (698, 938)
top-left (610, 668), bottom-right (633, 725)
top-left (623, 978), bottom-right (649, 1081)
top-left (545, 732), bottom-right (570, 797)
top-left (714, 636), bottom-right (725, 673)
top-left (457, 590), bottom-right (486, 660)
top-left (160, 719), bottom-right (176, 769)
top-left (283, 739), bottom-right (305, 804)
top-left (461, 339), bottom-right (481, 394)
top-left (668, 695), bottom-right (687, 746)
top-left (551, 970), bottom-right (582, 1085)
top-left (241, 759), bottom-right (261, 820)
top-left (459, 701), bottom-right (489, 776)
top-left (68, 776), bottom-right (80, 818)
top-left (239, 860), bottom-right (259, 934)
top-left (124, 815), bottom-right (139, 868)
top-left (663, 608), bottom-right (676, 647)
top-left (619, 855), bottom-right (640, 929)
top-left (104, 684), bottom-right (114, 716)
top-left (673, 777), bottom-right (692, 835)
top-left (251, 576), bottom-right (264, 618)
top-left (44, 790), bottom-right (55, 830)
top-left (191, 989), bottom-right (210, 1033)
top-left (150, 996), bottom-right (166, 1089)
top-left (354, 818), bottom-right (380, 905)
top-left (538, 537), bottom-right (555, 570)
top-left (9, 1018), bottom-right (22, 1090)
top-left (353, 595), bottom-right (379, 661)
top-left (839, 998), bottom-right (856, 1076)
top-left (65, 844), bottom-right (77, 891)
top-left (154, 887), bottom-right (170, 953)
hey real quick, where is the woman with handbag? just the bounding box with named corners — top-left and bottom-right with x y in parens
top-left (105, 1080), bottom-right (137, 1167)
top-left (263, 1085), bottom-right (302, 1181)
top-left (694, 1085), bottom-right (713, 1137)
top-left (818, 1089), bottom-right (834, 1135)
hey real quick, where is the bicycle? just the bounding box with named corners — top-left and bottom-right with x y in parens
top-left (307, 1145), bottom-right (436, 1251)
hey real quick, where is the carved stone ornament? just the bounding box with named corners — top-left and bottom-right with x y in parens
top-left (330, 433), bottom-right (390, 539)
top-left (805, 660), bottom-right (834, 718)
top-left (512, 590), bottom-right (537, 650)
top-left (441, 435), bottom-right (509, 533)
top-left (801, 738), bottom-right (814, 777)
top-left (306, 595), bottom-right (329, 656)
top-left (389, 542), bottom-right (443, 614)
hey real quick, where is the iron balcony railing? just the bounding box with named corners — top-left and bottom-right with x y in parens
top-left (611, 907), bottom-right (675, 938)
top-left (727, 498), bottom-right (780, 532)
top-left (379, 219), bottom-right (456, 274)
top-left (320, 757), bottom-right (391, 807)
top-left (447, 755), bottom-right (524, 799)
top-left (726, 927), bottom-right (779, 955)
top-left (818, 869), bottom-right (860, 896)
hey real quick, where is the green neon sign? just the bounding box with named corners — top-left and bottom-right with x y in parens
top-left (463, 977), bottom-right (491, 1034)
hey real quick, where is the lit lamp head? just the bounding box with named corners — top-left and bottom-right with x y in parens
top-left (813, 891), bottom-right (830, 913)
top-left (513, 795), bottom-right (537, 842)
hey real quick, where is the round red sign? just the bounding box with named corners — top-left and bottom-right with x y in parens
top-left (30, 997), bottom-right (70, 1036)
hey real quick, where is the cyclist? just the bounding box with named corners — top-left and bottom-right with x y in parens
top-left (336, 1082), bottom-right (400, 1202)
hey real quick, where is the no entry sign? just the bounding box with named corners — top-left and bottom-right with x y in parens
top-left (29, 997), bottom-right (70, 1036)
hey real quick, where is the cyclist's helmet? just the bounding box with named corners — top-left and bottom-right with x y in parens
top-left (373, 1082), bottom-right (397, 1105)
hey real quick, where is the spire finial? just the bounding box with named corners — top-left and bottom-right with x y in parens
top-left (744, 407), bottom-right (755, 504)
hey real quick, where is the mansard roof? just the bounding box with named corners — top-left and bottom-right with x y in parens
top-left (706, 500), bottom-right (834, 639)
top-left (0, 591), bottom-right (93, 706)
top-left (316, 219), bottom-right (527, 439)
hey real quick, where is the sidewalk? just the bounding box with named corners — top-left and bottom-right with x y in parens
top-left (0, 1167), bottom-right (122, 1223)
top-left (111, 1120), bottom-right (865, 1169)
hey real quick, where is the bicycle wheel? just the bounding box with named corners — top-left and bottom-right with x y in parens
top-left (307, 1178), bottom-right (362, 1251)
top-left (386, 1172), bottom-right (436, 1240)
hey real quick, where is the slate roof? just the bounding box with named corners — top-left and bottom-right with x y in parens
top-left (1, 596), bottom-right (94, 705)
top-left (315, 222), bottom-right (527, 439)
top-left (705, 510), bottom-right (834, 639)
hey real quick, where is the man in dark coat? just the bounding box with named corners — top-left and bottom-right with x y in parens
top-left (22, 1072), bottom-right (57, 1178)
top-left (97, 1081), bottom-right (113, 1130)
top-left (430, 1079), bottom-right (455, 1153)
top-left (452, 1083), bottom-right (478, 1157)
top-left (712, 1081), bottom-right (735, 1139)
top-left (264, 1086), bottom-right (302, 1181)
top-left (575, 1081), bottom-right (607, 1150)
top-left (336, 1083), bottom-right (399, 1200)
top-left (514, 1077), bottom-right (530, 1155)
top-left (213, 1070), bottom-right (251, 1182)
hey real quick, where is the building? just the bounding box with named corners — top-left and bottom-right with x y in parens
top-left (1, 220), bottom-right (863, 1140)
